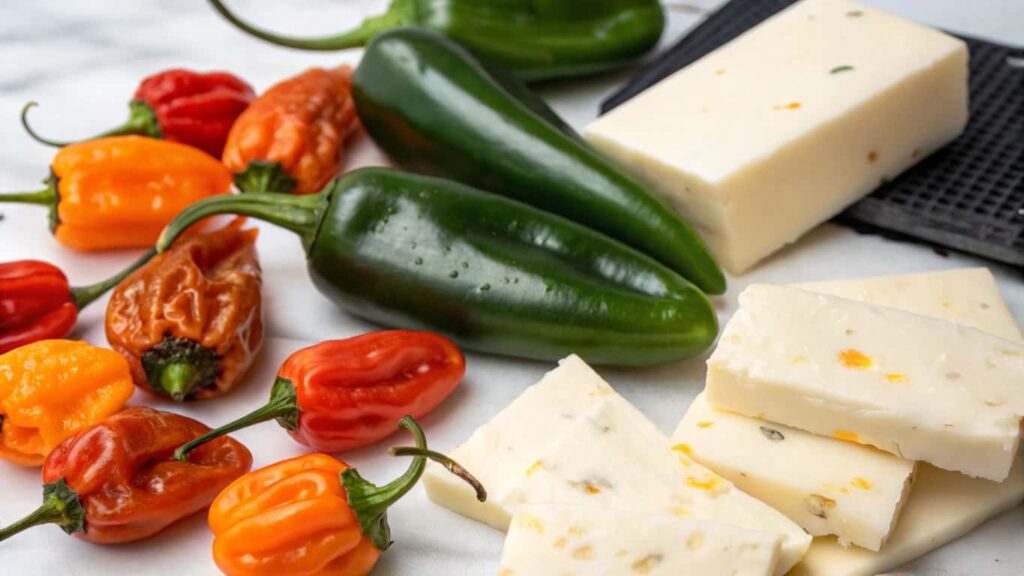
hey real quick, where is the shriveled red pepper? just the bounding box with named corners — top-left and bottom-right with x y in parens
top-left (0, 407), bottom-right (252, 544)
top-left (208, 417), bottom-right (483, 576)
top-left (174, 330), bottom-right (464, 460)
top-left (0, 251), bottom-right (154, 354)
top-left (21, 69), bottom-right (256, 157)
top-left (106, 219), bottom-right (263, 401)
top-left (0, 136), bottom-right (232, 251)
top-left (222, 66), bottom-right (359, 195)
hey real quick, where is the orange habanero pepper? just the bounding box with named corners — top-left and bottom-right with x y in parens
top-left (208, 416), bottom-right (484, 576)
top-left (223, 66), bottom-right (359, 195)
top-left (0, 136), bottom-right (232, 251)
top-left (0, 339), bottom-right (134, 466)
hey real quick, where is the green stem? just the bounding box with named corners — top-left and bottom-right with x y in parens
top-left (174, 377), bottom-right (299, 461)
top-left (343, 416), bottom-right (486, 551)
top-left (208, 0), bottom-right (416, 51)
top-left (21, 100), bottom-right (161, 148)
top-left (69, 247), bottom-right (156, 310)
top-left (156, 190), bottom-right (325, 253)
top-left (0, 479), bottom-right (85, 542)
top-left (159, 363), bottom-right (199, 402)
top-left (0, 185), bottom-right (56, 207)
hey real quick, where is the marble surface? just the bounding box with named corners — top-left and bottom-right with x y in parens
top-left (0, 1), bottom-right (1021, 575)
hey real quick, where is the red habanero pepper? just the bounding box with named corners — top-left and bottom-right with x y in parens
top-left (0, 251), bottom-right (154, 354)
top-left (21, 69), bottom-right (255, 157)
top-left (0, 407), bottom-right (252, 544)
top-left (222, 66), bottom-right (359, 195)
top-left (174, 330), bottom-right (464, 461)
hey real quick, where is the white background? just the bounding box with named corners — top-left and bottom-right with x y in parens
top-left (0, 1), bottom-right (1021, 574)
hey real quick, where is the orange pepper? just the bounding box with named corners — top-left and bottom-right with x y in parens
top-left (208, 417), bottom-right (484, 576)
top-left (0, 136), bottom-right (232, 251)
top-left (223, 66), bottom-right (358, 195)
top-left (0, 339), bottom-right (134, 466)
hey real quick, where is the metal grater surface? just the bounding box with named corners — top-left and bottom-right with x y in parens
top-left (601, 0), bottom-right (1024, 267)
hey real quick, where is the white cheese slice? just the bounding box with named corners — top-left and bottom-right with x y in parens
top-left (504, 394), bottom-right (811, 575)
top-left (674, 393), bottom-right (915, 550)
top-left (583, 0), bottom-right (968, 273)
top-left (499, 505), bottom-right (781, 576)
top-left (421, 354), bottom-right (615, 529)
top-left (706, 284), bottom-right (1024, 481)
top-left (797, 268), bottom-right (1023, 343)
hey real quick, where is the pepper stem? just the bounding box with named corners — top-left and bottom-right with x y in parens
top-left (141, 336), bottom-right (219, 402)
top-left (156, 190), bottom-right (325, 253)
top-left (21, 100), bottom-right (161, 148)
top-left (174, 377), bottom-right (299, 461)
top-left (233, 160), bottom-right (297, 194)
top-left (342, 416), bottom-right (487, 551)
top-left (69, 247), bottom-right (156, 310)
top-left (0, 183), bottom-right (56, 206)
top-left (0, 479), bottom-right (85, 542)
top-left (208, 0), bottom-right (416, 51)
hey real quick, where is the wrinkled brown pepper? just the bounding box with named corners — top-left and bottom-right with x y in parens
top-left (106, 219), bottom-right (263, 401)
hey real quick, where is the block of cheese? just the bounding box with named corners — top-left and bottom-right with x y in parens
top-left (707, 284), bottom-right (1024, 481)
top-left (674, 393), bottom-right (915, 550)
top-left (791, 460), bottom-right (1024, 576)
top-left (422, 354), bottom-right (614, 529)
top-left (504, 394), bottom-right (811, 575)
top-left (797, 268), bottom-right (1023, 343)
top-left (583, 0), bottom-right (968, 273)
top-left (499, 505), bottom-right (781, 576)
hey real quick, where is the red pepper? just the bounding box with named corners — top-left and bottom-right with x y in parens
top-left (0, 407), bottom-right (252, 544)
top-left (0, 252), bottom-right (153, 354)
top-left (174, 330), bottom-right (464, 460)
top-left (21, 69), bottom-right (255, 157)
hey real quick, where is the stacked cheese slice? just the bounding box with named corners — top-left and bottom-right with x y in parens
top-left (678, 268), bottom-right (1024, 576)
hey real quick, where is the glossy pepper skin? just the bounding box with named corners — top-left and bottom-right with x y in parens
top-left (352, 29), bottom-right (725, 295)
top-left (222, 66), bottom-right (358, 195)
top-left (208, 417), bottom-right (483, 576)
top-left (0, 252), bottom-right (155, 354)
top-left (157, 168), bottom-right (718, 367)
top-left (173, 330), bottom-right (465, 460)
top-left (106, 219), bottom-right (263, 401)
top-left (22, 69), bottom-right (256, 157)
top-left (0, 340), bottom-right (134, 466)
top-left (208, 0), bottom-right (665, 83)
top-left (0, 136), bottom-right (232, 251)
top-left (0, 407), bottom-right (252, 544)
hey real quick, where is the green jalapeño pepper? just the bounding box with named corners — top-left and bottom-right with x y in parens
top-left (207, 0), bottom-right (665, 83)
top-left (351, 29), bottom-right (727, 295)
top-left (157, 168), bottom-right (717, 367)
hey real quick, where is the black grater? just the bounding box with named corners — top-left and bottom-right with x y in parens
top-left (601, 0), bottom-right (1024, 268)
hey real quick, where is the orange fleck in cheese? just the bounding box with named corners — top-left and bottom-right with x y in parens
top-left (686, 476), bottom-right (721, 490)
top-left (852, 476), bottom-right (873, 490)
top-left (885, 373), bottom-right (908, 383)
top-left (833, 430), bottom-right (860, 443)
top-left (697, 421), bottom-right (715, 429)
top-left (673, 443), bottom-right (694, 457)
top-left (838, 349), bottom-right (873, 369)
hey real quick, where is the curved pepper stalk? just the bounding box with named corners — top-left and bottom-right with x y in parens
top-left (343, 416), bottom-right (486, 550)
top-left (21, 100), bottom-right (161, 148)
top-left (0, 479), bottom-right (85, 542)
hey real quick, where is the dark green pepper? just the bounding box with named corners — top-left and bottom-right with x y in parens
top-left (207, 0), bottom-right (665, 83)
top-left (157, 168), bottom-right (717, 367)
top-left (351, 28), bottom-right (727, 295)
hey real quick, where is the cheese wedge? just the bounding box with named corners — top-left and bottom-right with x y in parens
top-left (583, 0), bottom-right (968, 273)
top-left (798, 268), bottom-right (1023, 343)
top-left (675, 393), bottom-right (915, 550)
top-left (707, 284), bottom-right (1024, 481)
top-left (422, 355), bottom-right (614, 529)
top-left (499, 505), bottom-right (781, 576)
top-left (504, 395), bottom-right (812, 575)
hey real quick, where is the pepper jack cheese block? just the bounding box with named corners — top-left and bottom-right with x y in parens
top-left (707, 284), bottom-right (1024, 481)
top-left (499, 505), bottom-right (781, 576)
top-left (675, 393), bottom-right (915, 551)
top-left (422, 354), bottom-right (614, 529)
top-left (504, 395), bottom-right (812, 576)
top-left (583, 0), bottom-right (969, 273)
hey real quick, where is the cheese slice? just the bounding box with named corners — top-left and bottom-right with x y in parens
top-left (798, 268), bottom-right (1023, 343)
top-left (674, 393), bottom-right (915, 550)
top-left (583, 0), bottom-right (968, 273)
top-left (504, 394), bottom-right (812, 575)
top-left (706, 284), bottom-right (1024, 481)
top-left (422, 354), bottom-right (614, 529)
top-left (499, 505), bottom-right (781, 576)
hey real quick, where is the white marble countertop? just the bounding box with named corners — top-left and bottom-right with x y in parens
top-left (0, 1), bottom-right (1021, 575)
